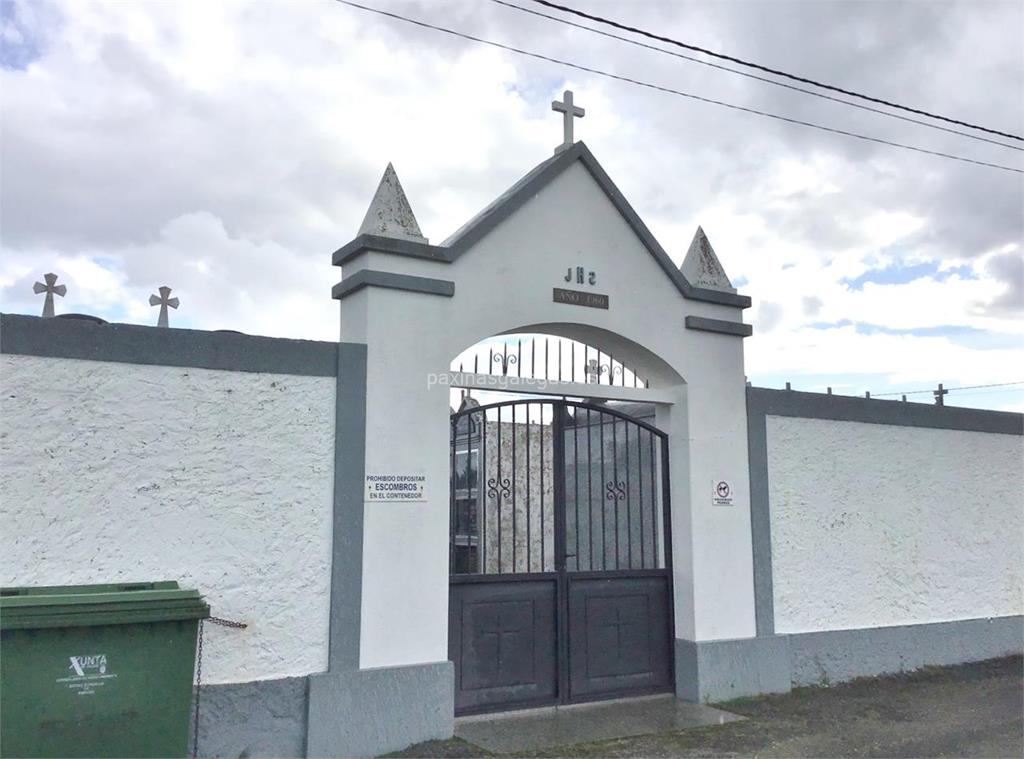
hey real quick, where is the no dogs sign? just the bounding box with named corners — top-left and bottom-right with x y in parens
top-left (712, 479), bottom-right (734, 506)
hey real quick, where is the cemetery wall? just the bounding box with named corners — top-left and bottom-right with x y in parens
top-left (4, 312), bottom-right (1022, 741)
top-left (766, 415), bottom-right (1023, 634)
top-left (0, 315), bottom-right (338, 687)
top-left (731, 386), bottom-right (1024, 701)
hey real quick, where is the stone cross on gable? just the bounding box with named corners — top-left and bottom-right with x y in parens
top-left (149, 286), bottom-right (179, 328)
top-left (33, 273), bottom-right (66, 318)
top-left (551, 89), bottom-right (584, 154)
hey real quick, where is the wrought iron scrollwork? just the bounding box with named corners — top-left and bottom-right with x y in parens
top-left (605, 480), bottom-right (626, 501)
top-left (487, 477), bottom-right (512, 502)
top-left (492, 353), bottom-right (518, 375)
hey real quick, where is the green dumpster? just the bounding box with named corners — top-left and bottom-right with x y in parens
top-left (0, 581), bottom-right (209, 758)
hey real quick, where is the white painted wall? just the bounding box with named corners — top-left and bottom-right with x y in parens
top-left (0, 355), bottom-right (335, 684)
top-left (767, 415), bottom-right (1024, 634)
top-left (344, 155), bottom-right (757, 670)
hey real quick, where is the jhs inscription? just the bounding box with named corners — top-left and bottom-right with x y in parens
top-left (565, 266), bottom-right (597, 285)
top-left (553, 288), bottom-right (609, 309)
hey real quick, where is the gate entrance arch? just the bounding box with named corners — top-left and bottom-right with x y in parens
top-left (449, 399), bottom-right (673, 713)
top-left (323, 137), bottom-right (756, 750)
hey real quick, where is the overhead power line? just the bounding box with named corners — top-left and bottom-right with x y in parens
top-left (335, 0), bottom-right (1023, 174)
top-left (490, 0), bottom-right (1021, 153)
top-left (873, 380), bottom-right (1024, 397)
top-left (529, 0), bottom-right (1024, 143)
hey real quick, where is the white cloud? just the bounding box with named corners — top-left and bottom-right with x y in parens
top-left (1, 0), bottom-right (1022, 409)
top-left (747, 324), bottom-right (1022, 387)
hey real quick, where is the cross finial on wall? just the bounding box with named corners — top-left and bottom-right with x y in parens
top-left (551, 89), bottom-right (584, 154)
top-left (149, 286), bottom-right (180, 328)
top-left (33, 273), bottom-right (66, 318)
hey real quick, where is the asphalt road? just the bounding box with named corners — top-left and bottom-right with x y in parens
top-left (389, 655), bottom-right (1023, 758)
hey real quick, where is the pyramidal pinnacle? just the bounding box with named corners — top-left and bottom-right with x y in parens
top-left (358, 163), bottom-right (428, 243)
top-left (680, 226), bottom-right (734, 292)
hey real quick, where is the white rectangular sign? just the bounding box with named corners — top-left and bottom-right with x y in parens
top-left (366, 473), bottom-right (427, 502)
top-left (712, 478), bottom-right (734, 506)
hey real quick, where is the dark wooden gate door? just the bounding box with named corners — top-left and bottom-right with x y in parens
top-left (448, 400), bottom-right (674, 714)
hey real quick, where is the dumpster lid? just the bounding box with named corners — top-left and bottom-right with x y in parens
top-left (0, 581), bottom-right (210, 630)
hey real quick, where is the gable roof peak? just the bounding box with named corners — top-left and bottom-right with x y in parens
top-left (358, 162), bottom-right (428, 243)
top-left (681, 226), bottom-right (735, 293)
top-left (334, 142), bottom-right (750, 310)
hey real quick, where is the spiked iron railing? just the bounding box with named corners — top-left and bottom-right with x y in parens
top-left (453, 335), bottom-right (648, 389)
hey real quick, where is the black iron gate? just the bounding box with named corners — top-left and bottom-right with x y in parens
top-left (449, 399), bottom-right (674, 714)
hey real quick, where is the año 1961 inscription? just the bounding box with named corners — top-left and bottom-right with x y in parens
top-left (553, 288), bottom-right (609, 309)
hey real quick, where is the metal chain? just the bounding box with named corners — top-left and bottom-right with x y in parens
top-left (192, 620), bottom-right (204, 759)
top-left (192, 617), bottom-right (247, 759)
top-left (208, 616), bottom-right (248, 629)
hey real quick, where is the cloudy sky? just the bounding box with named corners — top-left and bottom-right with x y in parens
top-left (1, 0), bottom-right (1022, 410)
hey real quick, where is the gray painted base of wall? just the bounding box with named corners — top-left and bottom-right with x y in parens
top-left (676, 635), bottom-right (791, 702)
top-left (307, 661), bottom-right (455, 758)
top-left (191, 676), bottom-right (309, 758)
top-left (677, 615), bottom-right (1024, 703)
top-left (188, 618), bottom-right (1020, 755)
top-left (787, 615), bottom-right (1024, 687)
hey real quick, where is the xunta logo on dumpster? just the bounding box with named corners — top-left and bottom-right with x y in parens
top-left (56, 654), bottom-right (118, 695)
